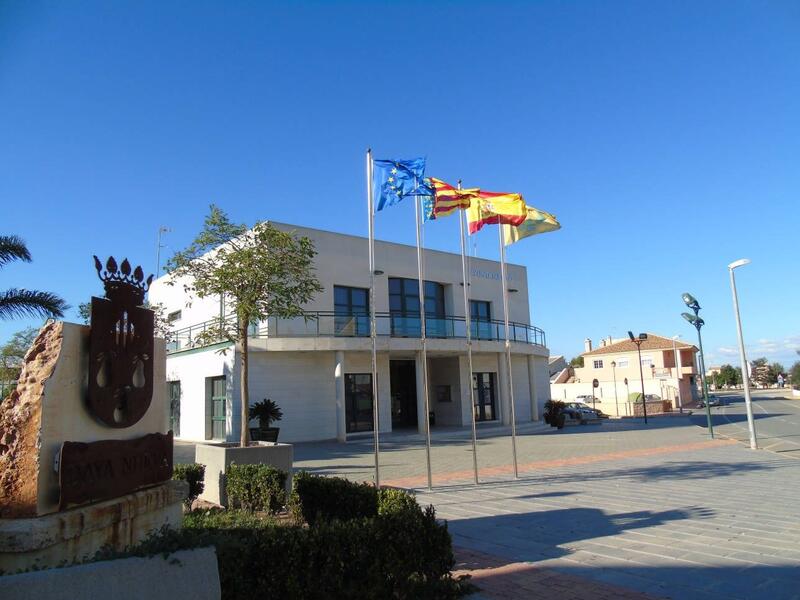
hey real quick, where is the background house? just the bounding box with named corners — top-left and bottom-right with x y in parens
top-left (551, 334), bottom-right (699, 416)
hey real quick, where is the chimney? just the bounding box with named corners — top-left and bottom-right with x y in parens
top-left (607, 335), bottom-right (613, 345)
top-left (599, 339), bottom-right (606, 348)
top-left (584, 338), bottom-right (592, 353)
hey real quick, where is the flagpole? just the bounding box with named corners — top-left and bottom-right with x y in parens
top-left (366, 149), bottom-right (381, 488)
top-left (498, 225), bottom-right (519, 479)
top-left (415, 193), bottom-right (434, 491)
top-left (458, 183), bottom-right (480, 485)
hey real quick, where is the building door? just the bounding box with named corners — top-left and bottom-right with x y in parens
top-left (390, 360), bottom-right (418, 428)
top-left (210, 376), bottom-right (227, 440)
top-left (345, 373), bottom-right (373, 433)
top-left (167, 381), bottom-right (181, 437)
top-left (473, 372), bottom-right (496, 422)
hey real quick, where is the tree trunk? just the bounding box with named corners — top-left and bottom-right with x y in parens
top-left (240, 321), bottom-right (250, 447)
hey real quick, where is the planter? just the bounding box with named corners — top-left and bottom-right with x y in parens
top-left (195, 442), bottom-right (293, 507)
top-left (250, 427), bottom-right (280, 443)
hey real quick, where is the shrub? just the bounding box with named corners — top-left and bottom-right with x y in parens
top-left (172, 463), bottom-right (205, 508)
top-left (99, 504), bottom-right (466, 599)
top-left (628, 392), bottom-right (643, 402)
top-left (225, 463), bottom-right (287, 513)
top-left (292, 471), bottom-right (378, 526)
top-left (378, 488), bottom-right (419, 516)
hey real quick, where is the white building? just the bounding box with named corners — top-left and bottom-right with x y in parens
top-left (149, 222), bottom-right (551, 443)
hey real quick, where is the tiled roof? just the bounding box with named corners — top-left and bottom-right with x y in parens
top-left (581, 334), bottom-right (696, 357)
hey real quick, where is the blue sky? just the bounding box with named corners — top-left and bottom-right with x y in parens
top-left (2, 1), bottom-right (798, 367)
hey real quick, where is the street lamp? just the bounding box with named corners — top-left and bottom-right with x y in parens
top-left (728, 259), bottom-right (758, 450)
top-left (672, 335), bottom-right (683, 413)
top-left (681, 292), bottom-right (714, 439)
top-left (611, 361), bottom-right (619, 417)
top-left (628, 331), bottom-right (649, 424)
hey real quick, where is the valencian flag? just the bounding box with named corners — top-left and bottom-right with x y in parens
top-left (466, 191), bottom-right (527, 234)
top-left (425, 178), bottom-right (481, 220)
top-left (502, 206), bottom-right (561, 245)
top-left (373, 157), bottom-right (434, 212)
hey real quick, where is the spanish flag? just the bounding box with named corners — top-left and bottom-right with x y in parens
top-left (502, 206), bottom-right (561, 245)
top-left (466, 191), bottom-right (527, 234)
top-left (428, 178), bottom-right (481, 219)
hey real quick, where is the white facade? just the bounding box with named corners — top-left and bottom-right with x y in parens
top-left (150, 222), bottom-right (551, 443)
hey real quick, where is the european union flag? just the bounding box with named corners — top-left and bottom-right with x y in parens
top-left (373, 157), bottom-right (434, 212)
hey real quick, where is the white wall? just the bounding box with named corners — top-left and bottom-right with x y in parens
top-left (165, 346), bottom-right (234, 442)
top-left (246, 351), bottom-right (338, 442)
top-left (429, 357), bottom-right (463, 426)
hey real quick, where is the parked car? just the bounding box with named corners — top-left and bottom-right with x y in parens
top-left (564, 402), bottom-right (608, 422)
top-left (575, 394), bottom-right (599, 404)
top-left (697, 395), bottom-right (722, 408)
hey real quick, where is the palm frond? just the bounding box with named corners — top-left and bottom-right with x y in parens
top-left (0, 236), bottom-right (32, 268)
top-left (0, 288), bottom-right (68, 320)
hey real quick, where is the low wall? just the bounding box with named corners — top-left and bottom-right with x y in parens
top-left (551, 379), bottom-right (686, 417)
top-left (0, 547), bottom-right (220, 600)
top-left (0, 480), bottom-right (186, 573)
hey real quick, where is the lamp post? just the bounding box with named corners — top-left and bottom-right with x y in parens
top-left (672, 335), bottom-right (683, 413)
top-left (681, 292), bottom-right (714, 439)
top-left (611, 361), bottom-right (619, 417)
top-left (729, 259), bottom-right (758, 450)
top-left (628, 331), bottom-right (649, 424)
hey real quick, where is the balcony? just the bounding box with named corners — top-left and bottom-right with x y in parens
top-left (167, 311), bottom-right (546, 354)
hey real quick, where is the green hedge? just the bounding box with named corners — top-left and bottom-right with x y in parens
top-left (226, 463), bottom-right (287, 514)
top-left (99, 506), bottom-right (466, 599)
top-left (291, 471), bottom-right (378, 526)
top-left (172, 463), bottom-right (205, 508)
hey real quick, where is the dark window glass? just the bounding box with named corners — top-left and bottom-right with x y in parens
top-left (334, 285), bottom-right (369, 336)
top-left (210, 376), bottom-right (226, 439)
top-left (472, 372), bottom-right (497, 422)
top-left (345, 373), bottom-right (373, 433)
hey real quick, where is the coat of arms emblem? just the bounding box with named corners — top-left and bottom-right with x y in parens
top-left (87, 256), bottom-right (155, 428)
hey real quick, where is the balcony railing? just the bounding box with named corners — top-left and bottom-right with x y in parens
top-left (167, 311), bottom-right (546, 354)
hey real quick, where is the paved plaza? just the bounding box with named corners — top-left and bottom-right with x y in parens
top-left (175, 408), bottom-right (800, 599)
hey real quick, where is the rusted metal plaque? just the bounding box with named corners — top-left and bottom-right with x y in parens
top-left (88, 256), bottom-right (155, 428)
top-left (58, 432), bottom-right (173, 509)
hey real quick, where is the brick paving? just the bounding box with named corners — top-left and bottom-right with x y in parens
top-left (453, 547), bottom-right (660, 599)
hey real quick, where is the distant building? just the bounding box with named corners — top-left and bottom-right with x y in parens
top-left (551, 334), bottom-right (700, 415)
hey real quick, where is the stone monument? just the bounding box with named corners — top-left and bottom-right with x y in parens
top-left (0, 257), bottom-right (185, 572)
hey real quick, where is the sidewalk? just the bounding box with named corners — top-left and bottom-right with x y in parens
top-left (417, 441), bottom-right (800, 600)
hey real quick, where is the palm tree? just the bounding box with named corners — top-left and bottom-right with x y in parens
top-left (0, 235), bottom-right (68, 320)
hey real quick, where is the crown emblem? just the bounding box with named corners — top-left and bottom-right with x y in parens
top-left (93, 255), bottom-right (154, 306)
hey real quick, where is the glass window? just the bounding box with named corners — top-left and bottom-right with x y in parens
top-left (167, 310), bottom-right (182, 323)
top-left (641, 355), bottom-right (653, 368)
top-left (334, 285), bottom-right (369, 336)
top-left (388, 278), bottom-right (443, 316)
top-left (615, 358), bottom-right (629, 368)
top-left (473, 372), bottom-right (497, 422)
top-left (593, 360), bottom-right (604, 369)
top-left (470, 300), bottom-right (491, 321)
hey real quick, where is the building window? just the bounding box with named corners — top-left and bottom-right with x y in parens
top-left (345, 373), bottom-right (373, 433)
top-left (641, 355), bottom-right (653, 368)
top-left (167, 310), bottom-right (182, 323)
top-left (168, 381), bottom-right (181, 437)
top-left (470, 300), bottom-right (493, 340)
top-left (615, 358), bottom-right (629, 368)
top-left (473, 372), bottom-right (497, 422)
top-left (388, 278), bottom-right (445, 336)
top-left (593, 360), bottom-right (604, 369)
top-left (334, 285), bottom-right (369, 336)
top-left (207, 376), bottom-right (227, 440)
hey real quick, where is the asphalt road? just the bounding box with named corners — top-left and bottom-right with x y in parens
top-left (695, 389), bottom-right (800, 457)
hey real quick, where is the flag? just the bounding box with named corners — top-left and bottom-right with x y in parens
top-left (466, 191), bottom-right (527, 234)
top-left (502, 206), bottom-right (561, 245)
top-left (421, 194), bottom-right (437, 221)
top-left (373, 157), bottom-right (434, 212)
top-left (427, 178), bottom-right (481, 219)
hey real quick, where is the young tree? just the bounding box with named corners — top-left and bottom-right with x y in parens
top-left (0, 235), bottom-right (67, 320)
top-left (790, 361), bottom-right (800, 390)
top-left (569, 356), bottom-right (584, 368)
top-left (166, 206), bottom-right (323, 446)
top-left (768, 362), bottom-right (785, 386)
top-left (0, 327), bottom-right (39, 395)
top-left (718, 364), bottom-right (738, 388)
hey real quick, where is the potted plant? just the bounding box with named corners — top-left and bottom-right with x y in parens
top-left (249, 398), bottom-right (283, 443)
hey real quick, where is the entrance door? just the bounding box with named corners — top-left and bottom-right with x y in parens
top-left (210, 376), bottom-right (227, 440)
top-left (473, 372), bottom-right (496, 422)
top-left (167, 381), bottom-right (181, 437)
top-left (345, 373), bottom-right (373, 433)
top-left (390, 360), bottom-right (418, 428)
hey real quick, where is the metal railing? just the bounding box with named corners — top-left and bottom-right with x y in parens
top-left (167, 311), bottom-right (546, 353)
